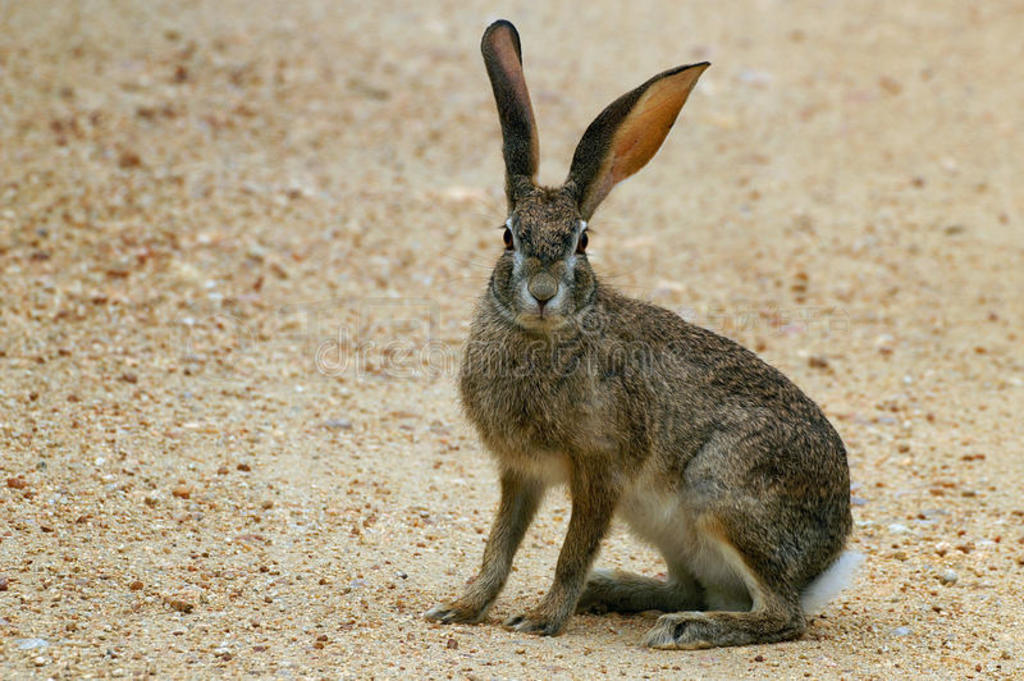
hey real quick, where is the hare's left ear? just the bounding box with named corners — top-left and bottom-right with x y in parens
top-left (566, 62), bottom-right (709, 220)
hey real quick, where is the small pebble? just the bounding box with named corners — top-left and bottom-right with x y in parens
top-left (891, 626), bottom-right (912, 637)
top-left (879, 76), bottom-right (903, 95)
top-left (118, 149), bottom-right (142, 169)
top-left (939, 569), bottom-right (958, 585)
top-left (166, 597), bottom-right (194, 614)
top-left (16, 638), bottom-right (50, 650)
top-left (808, 355), bottom-right (829, 370)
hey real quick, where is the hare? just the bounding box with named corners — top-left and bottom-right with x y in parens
top-left (425, 20), bottom-right (859, 649)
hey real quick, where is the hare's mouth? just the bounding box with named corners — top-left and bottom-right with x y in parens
top-left (514, 309), bottom-right (573, 333)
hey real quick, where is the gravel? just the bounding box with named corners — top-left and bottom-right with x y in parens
top-left (1, 1), bottom-right (1022, 679)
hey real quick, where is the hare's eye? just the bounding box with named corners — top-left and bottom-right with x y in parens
top-left (576, 231), bottom-right (589, 254)
top-left (503, 227), bottom-right (514, 250)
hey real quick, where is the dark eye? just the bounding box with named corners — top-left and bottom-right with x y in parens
top-left (503, 227), bottom-right (514, 250)
top-left (576, 231), bottom-right (589, 254)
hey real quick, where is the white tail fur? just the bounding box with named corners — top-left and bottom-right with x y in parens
top-left (799, 551), bottom-right (864, 616)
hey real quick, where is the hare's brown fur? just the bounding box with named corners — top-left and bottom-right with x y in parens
top-left (425, 20), bottom-right (853, 649)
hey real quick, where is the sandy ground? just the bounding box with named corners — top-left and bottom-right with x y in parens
top-left (1, 1), bottom-right (1023, 678)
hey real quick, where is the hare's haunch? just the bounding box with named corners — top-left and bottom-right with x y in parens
top-left (425, 20), bottom-right (857, 649)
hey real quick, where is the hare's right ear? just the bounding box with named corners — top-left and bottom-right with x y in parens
top-left (566, 62), bottom-right (709, 220)
top-left (481, 20), bottom-right (539, 206)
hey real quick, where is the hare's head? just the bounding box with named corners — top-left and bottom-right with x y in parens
top-left (480, 20), bottom-right (708, 333)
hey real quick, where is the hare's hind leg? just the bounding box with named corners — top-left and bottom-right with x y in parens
top-left (576, 567), bottom-right (702, 614)
top-left (643, 597), bottom-right (804, 649)
top-left (643, 515), bottom-right (805, 649)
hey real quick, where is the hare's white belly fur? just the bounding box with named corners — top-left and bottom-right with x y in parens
top-left (506, 448), bottom-right (755, 611)
top-left (618, 475), bottom-right (753, 611)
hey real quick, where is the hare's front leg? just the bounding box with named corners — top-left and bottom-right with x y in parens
top-left (504, 470), bottom-right (618, 636)
top-left (425, 471), bottom-right (544, 624)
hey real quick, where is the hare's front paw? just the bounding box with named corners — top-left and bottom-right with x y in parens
top-left (503, 609), bottom-right (567, 636)
top-left (424, 600), bottom-right (487, 625)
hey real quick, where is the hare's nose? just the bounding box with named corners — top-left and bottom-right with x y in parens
top-left (528, 272), bottom-right (558, 304)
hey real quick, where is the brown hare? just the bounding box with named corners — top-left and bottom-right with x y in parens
top-left (426, 19), bottom-right (860, 649)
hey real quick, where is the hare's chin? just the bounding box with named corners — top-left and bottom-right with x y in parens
top-left (514, 311), bottom-right (571, 332)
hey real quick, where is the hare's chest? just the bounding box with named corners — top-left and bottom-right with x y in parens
top-left (498, 445), bottom-right (573, 486)
top-left (470, 374), bottom-right (591, 449)
top-left (460, 354), bottom-right (608, 476)
top-left (468, 380), bottom-right (578, 484)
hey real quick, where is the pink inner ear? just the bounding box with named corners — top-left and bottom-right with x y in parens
top-left (576, 63), bottom-right (706, 220)
top-left (608, 68), bottom-right (704, 183)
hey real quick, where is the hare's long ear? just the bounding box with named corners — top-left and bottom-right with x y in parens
top-left (566, 62), bottom-right (709, 220)
top-left (481, 20), bottom-right (539, 205)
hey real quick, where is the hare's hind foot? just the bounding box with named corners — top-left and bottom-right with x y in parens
top-left (642, 604), bottom-right (805, 649)
top-left (576, 568), bottom-right (702, 614)
top-left (640, 516), bottom-right (807, 648)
